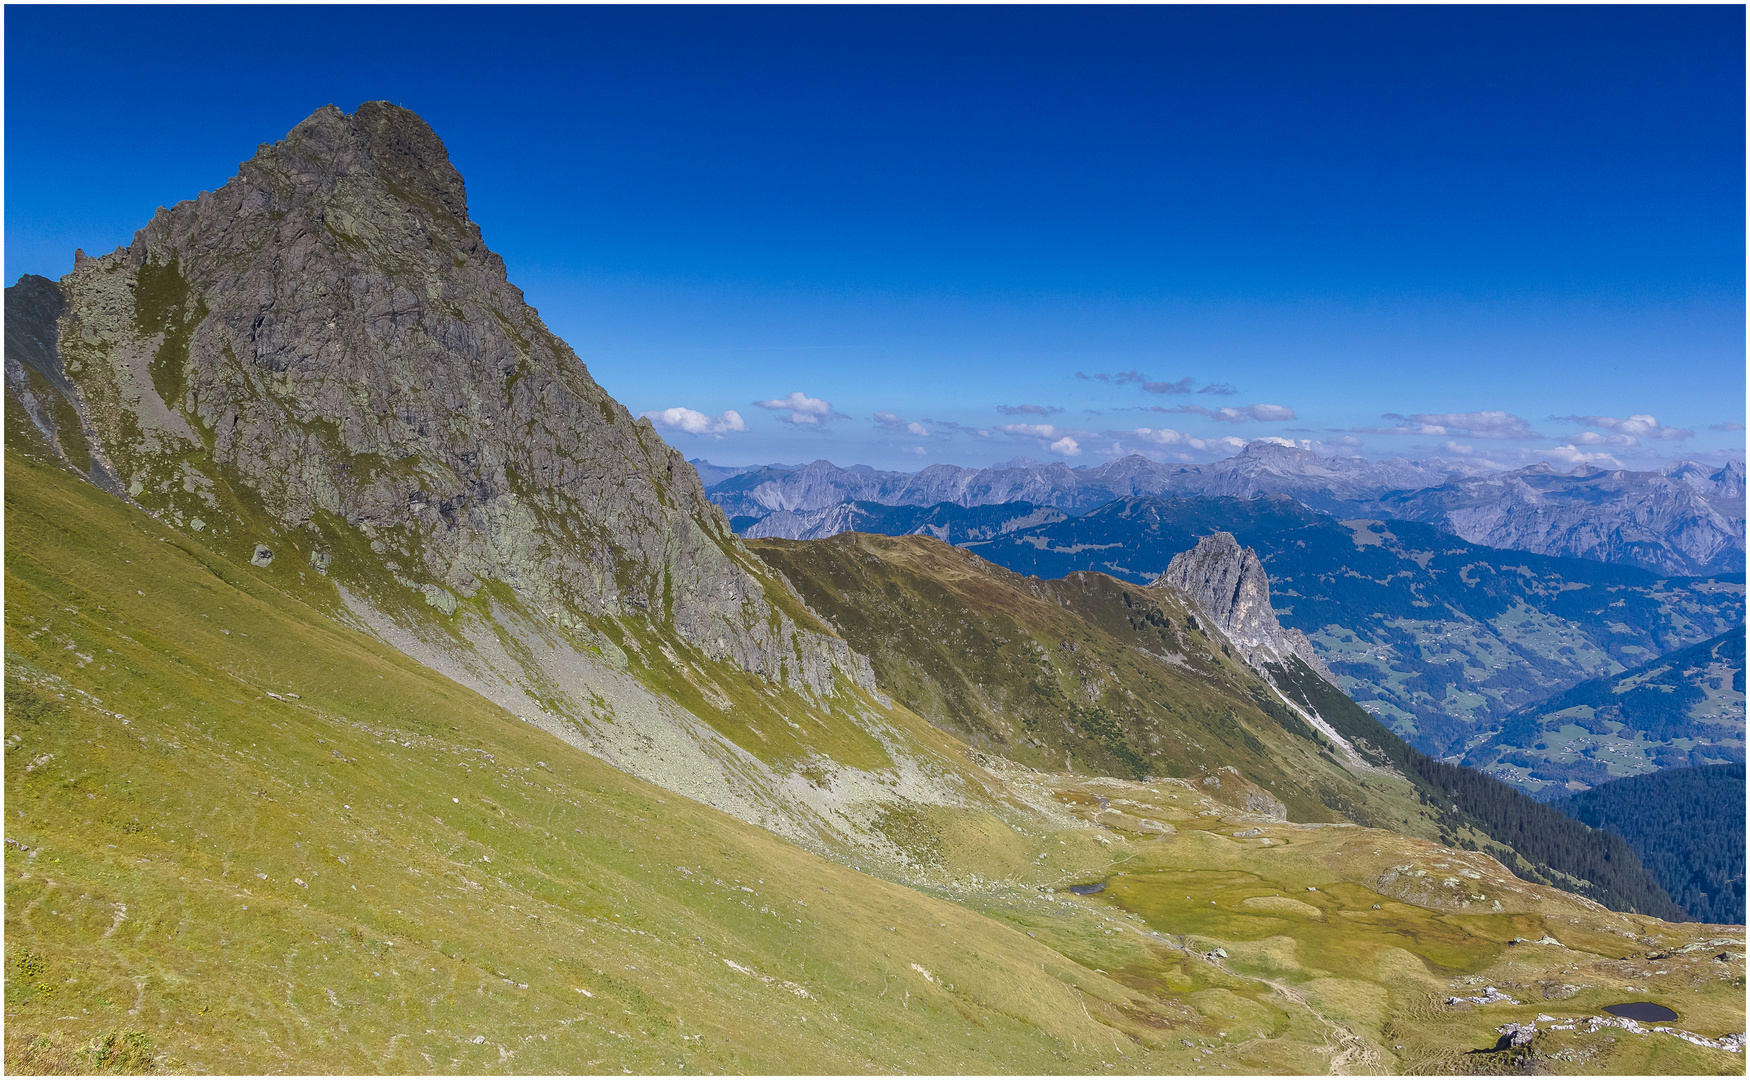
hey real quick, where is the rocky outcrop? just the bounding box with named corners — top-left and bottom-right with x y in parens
top-left (1188, 765), bottom-right (1287, 820)
top-left (40, 102), bottom-right (871, 696)
top-left (1155, 531), bottom-right (1335, 684)
top-left (4, 274), bottom-right (127, 496)
top-left (1378, 461), bottom-right (1745, 577)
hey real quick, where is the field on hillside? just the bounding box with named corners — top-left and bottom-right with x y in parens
top-left (1466, 629), bottom-right (1745, 798)
top-left (7, 452), bottom-right (1746, 1075)
top-left (2, 451), bottom-right (1195, 1073)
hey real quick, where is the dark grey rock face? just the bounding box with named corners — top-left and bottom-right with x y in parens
top-left (43, 102), bottom-right (869, 694)
top-left (1157, 531), bottom-right (1334, 683)
top-left (4, 273), bottom-right (128, 496)
top-left (6, 273), bottom-right (72, 396)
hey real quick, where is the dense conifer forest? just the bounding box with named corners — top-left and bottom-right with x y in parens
top-left (1553, 765), bottom-right (1746, 926)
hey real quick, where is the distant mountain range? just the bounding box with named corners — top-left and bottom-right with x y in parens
top-left (1381, 459), bottom-right (1745, 577)
top-left (700, 444), bottom-right (1747, 577)
top-left (705, 443), bottom-right (1489, 519)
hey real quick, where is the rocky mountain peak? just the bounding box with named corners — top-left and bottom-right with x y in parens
top-left (257, 102), bottom-right (469, 220)
top-left (1155, 531), bottom-right (1335, 683)
top-left (31, 102), bottom-right (872, 695)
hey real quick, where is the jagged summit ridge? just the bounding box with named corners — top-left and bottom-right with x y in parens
top-left (38, 102), bottom-right (870, 693)
top-left (1156, 531), bottom-right (1335, 683)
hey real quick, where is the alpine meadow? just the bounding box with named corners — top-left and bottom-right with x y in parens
top-left (4, 7), bottom-right (1746, 1077)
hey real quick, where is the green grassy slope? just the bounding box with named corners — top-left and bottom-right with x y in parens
top-left (749, 532), bottom-right (1433, 832)
top-left (754, 532), bottom-right (1682, 921)
top-left (7, 452), bottom-right (1744, 1076)
top-left (942, 773), bottom-right (1748, 1077)
top-left (1, 449), bottom-right (1191, 1074)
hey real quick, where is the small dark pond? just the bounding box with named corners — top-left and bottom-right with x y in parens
top-left (1068, 882), bottom-right (1105, 895)
top-left (1603, 1002), bottom-right (1678, 1023)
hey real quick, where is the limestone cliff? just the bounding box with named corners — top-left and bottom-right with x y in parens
top-left (32, 102), bottom-right (870, 696)
top-left (1155, 531), bottom-right (1336, 685)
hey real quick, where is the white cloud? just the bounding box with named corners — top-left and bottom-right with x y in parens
top-left (1566, 431), bottom-right (1636, 447)
top-left (997, 404), bottom-right (1064, 416)
top-left (1558, 413), bottom-right (1692, 444)
top-left (1548, 444), bottom-right (1622, 468)
top-left (756, 391), bottom-right (842, 425)
top-left (874, 411), bottom-right (930, 437)
top-left (1242, 435), bottom-right (1369, 456)
top-left (997, 422), bottom-right (1090, 458)
top-left (1243, 404), bottom-right (1296, 422)
top-left (904, 445), bottom-right (926, 456)
top-left (1128, 427), bottom-right (1248, 454)
top-left (1157, 403), bottom-right (1297, 423)
top-left (998, 423), bottom-right (1061, 439)
top-left (642, 407), bottom-right (747, 438)
top-left (1363, 410), bottom-right (1540, 440)
top-left (1131, 427), bottom-right (1185, 445)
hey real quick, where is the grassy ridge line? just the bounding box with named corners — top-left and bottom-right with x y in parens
top-left (749, 530), bottom-right (1682, 920)
top-left (1267, 655), bottom-right (1685, 920)
top-left (748, 533), bottom-right (1452, 840)
top-left (878, 494), bottom-right (1745, 754)
top-left (2, 448), bottom-right (1192, 1074)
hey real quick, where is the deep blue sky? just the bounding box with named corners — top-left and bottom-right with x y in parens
top-left (7, 5), bottom-right (1744, 470)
